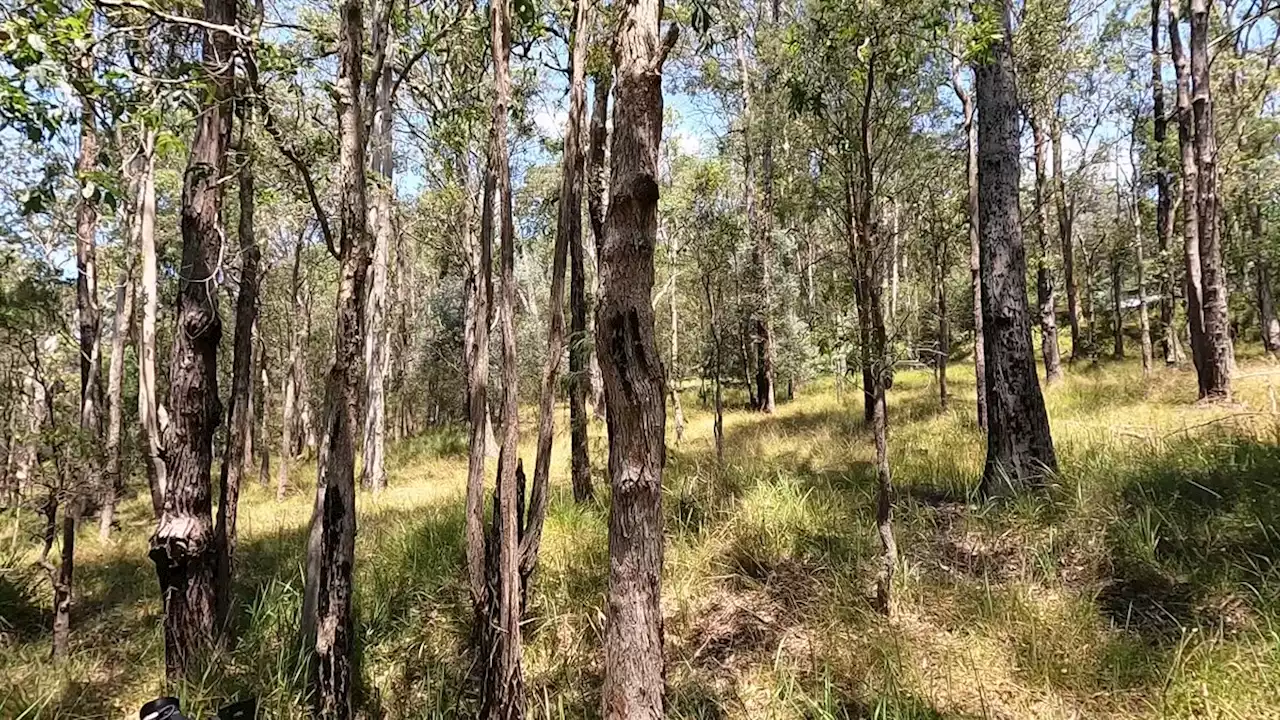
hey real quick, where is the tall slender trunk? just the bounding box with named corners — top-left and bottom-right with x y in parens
top-left (278, 231), bottom-right (305, 501)
top-left (1135, 202), bottom-right (1153, 376)
top-left (481, 0), bottom-right (524, 714)
top-left (72, 65), bottom-right (102, 647)
top-left (848, 53), bottom-right (896, 615)
top-left (1256, 205), bottom-right (1280, 355)
top-left (735, 30), bottom-right (774, 413)
top-left (1050, 119), bottom-right (1082, 360)
top-left (522, 0), bottom-right (589, 589)
top-left (1151, 0), bottom-right (1178, 366)
top-left (310, 0), bottom-right (369, 713)
top-left (597, 2), bottom-right (674, 715)
top-left (976, 0), bottom-right (1057, 496)
top-left (464, 149), bottom-right (491, 616)
top-left (256, 334), bottom-right (271, 487)
top-left (951, 67), bottom-right (987, 431)
top-left (586, 72), bottom-right (611, 422)
top-left (666, 225), bottom-right (685, 443)
top-left (569, 59), bottom-right (595, 502)
top-left (703, 273), bottom-right (724, 463)
top-left (936, 233), bottom-right (950, 409)
top-left (214, 129), bottom-right (260, 636)
top-left (1028, 113), bottom-right (1063, 384)
top-left (151, 0), bottom-right (234, 679)
top-left (362, 12), bottom-right (394, 493)
top-left (136, 126), bottom-right (166, 518)
top-left (1111, 249), bottom-right (1125, 359)
top-left (1189, 0), bottom-right (1232, 400)
top-left (1169, 2), bottom-right (1210, 395)
top-left (100, 204), bottom-right (137, 541)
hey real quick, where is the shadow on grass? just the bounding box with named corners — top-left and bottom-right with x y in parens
top-left (1100, 435), bottom-right (1280, 638)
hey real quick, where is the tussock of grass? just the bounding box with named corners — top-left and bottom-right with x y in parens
top-left (4, 358), bottom-right (1280, 718)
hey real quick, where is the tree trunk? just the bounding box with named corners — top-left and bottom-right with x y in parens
top-left (936, 235), bottom-right (950, 409)
top-left (482, 0), bottom-right (524, 714)
top-left (74, 76), bottom-right (104, 453)
top-left (1188, 0), bottom-right (1232, 400)
top-left (278, 230), bottom-right (305, 500)
top-left (150, 0), bottom-right (234, 678)
top-left (310, 0), bottom-right (369, 713)
top-left (1255, 204), bottom-right (1280, 355)
top-left (362, 14), bottom-right (394, 494)
top-left (570, 63), bottom-right (595, 501)
top-left (1151, 0), bottom-right (1178, 366)
top-left (1028, 113), bottom-right (1063, 384)
top-left (975, 1), bottom-right (1057, 496)
top-left (214, 130), bottom-right (260, 637)
top-left (586, 71), bottom-right (611, 422)
top-left (703, 273), bottom-right (724, 464)
top-left (464, 146), bottom-right (491, 614)
top-left (735, 30), bottom-right (775, 414)
top-left (522, 0), bottom-right (589, 589)
top-left (1050, 119), bottom-right (1082, 361)
top-left (101, 214), bottom-right (137, 541)
top-left (1111, 250), bottom-right (1125, 359)
top-left (136, 127), bottom-right (166, 518)
top-left (1129, 151), bottom-right (1154, 377)
top-left (597, 4), bottom-right (673, 716)
top-left (1169, 1), bottom-right (1210, 394)
top-left (951, 68), bottom-right (987, 431)
top-left (257, 337), bottom-right (271, 487)
top-left (666, 225), bottom-right (685, 444)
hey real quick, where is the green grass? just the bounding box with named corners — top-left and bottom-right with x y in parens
top-left (4, 356), bottom-right (1280, 718)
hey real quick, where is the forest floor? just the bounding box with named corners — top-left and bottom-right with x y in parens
top-left (4, 354), bottom-right (1280, 719)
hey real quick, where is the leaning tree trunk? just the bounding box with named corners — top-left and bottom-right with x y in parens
top-left (1169, 1), bottom-right (1210, 395)
top-left (1028, 112), bottom-right (1063, 384)
top-left (975, 0), bottom-right (1057, 496)
top-left (521, 0), bottom-right (588, 598)
top-left (1189, 0), bottom-right (1232, 400)
top-left (150, 0), bottom-right (234, 678)
top-left (309, 0), bottom-right (370, 714)
top-left (214, 129), bottom-right (260, 636)
top-left (597, 3), bottom-right (674, 716)
top-left (951, 67), bottom-right (987, 431)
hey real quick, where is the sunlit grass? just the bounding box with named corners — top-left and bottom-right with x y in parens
top-left (4, 354), bottom-right (1280, 718)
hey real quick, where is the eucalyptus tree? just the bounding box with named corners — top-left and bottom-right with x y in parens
top-left (149, 0), bottom-right (236, 678)
top-left (974, 0), bottom-right (1057, 495)
top-left (595, 0), bottom-right (678, 713)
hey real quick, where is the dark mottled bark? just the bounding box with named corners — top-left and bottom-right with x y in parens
top-left (975, 2), bottom-right (1057, 496)
top-left (150, 0), bottom-right (234, 678)
top-left (310, 0), bottom-right (369, 713)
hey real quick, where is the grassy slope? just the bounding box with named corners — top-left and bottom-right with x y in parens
top-left (3, 356), bottom-right (1280, 719)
